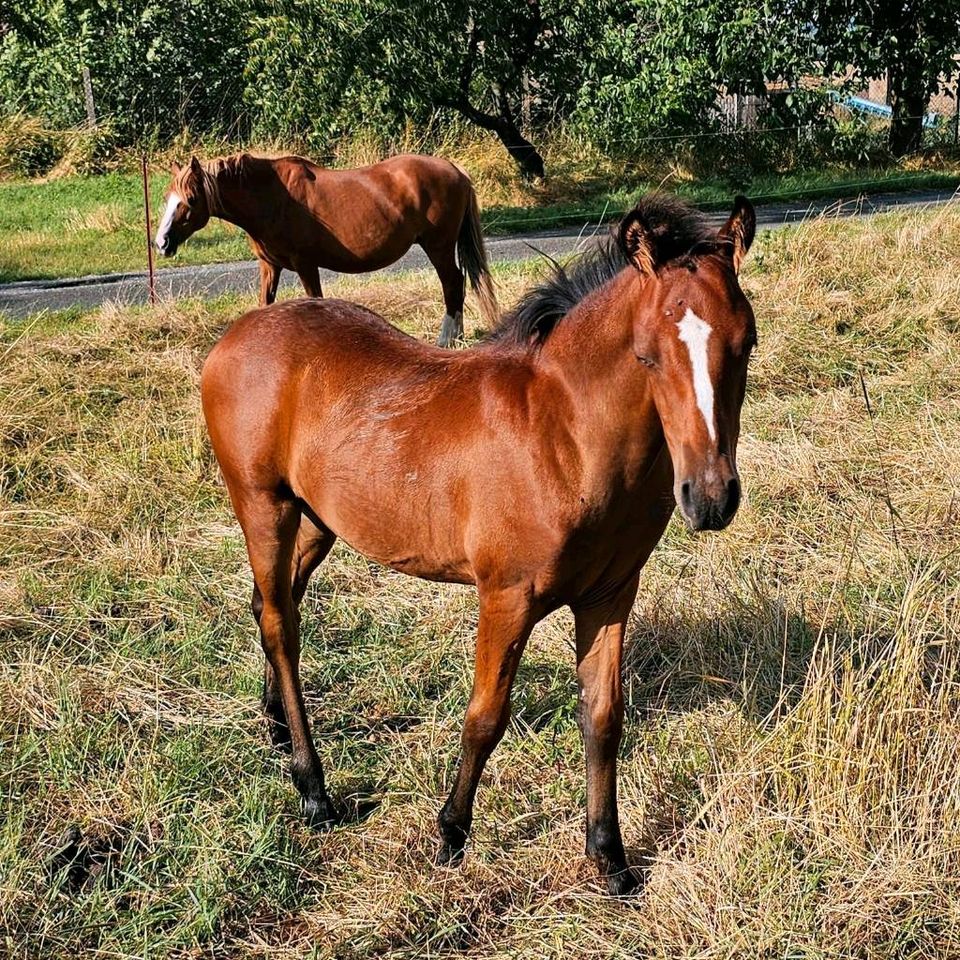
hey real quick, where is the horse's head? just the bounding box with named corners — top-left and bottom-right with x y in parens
top-left (154, 157), bottom-right (211, 257)
top-left (619, 196), bottom-right (756, 532)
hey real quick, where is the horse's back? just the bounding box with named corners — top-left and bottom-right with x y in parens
top-left (201, 297), bottom-right (494, 580)
top-left (261, 154), bottom-right (468, 268)
top-left (203, 298), bottom-right (437, 401)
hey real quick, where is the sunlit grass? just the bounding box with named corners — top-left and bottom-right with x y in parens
top-left (2, 132), bottom-right (959, 282)
top-left (2, 205), bottom-right (959, 957)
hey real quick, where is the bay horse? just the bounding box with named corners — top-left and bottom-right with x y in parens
top-left (155, 153), bottom-right (498, 346)
top-left (201, 193), bottom-right (757, 895)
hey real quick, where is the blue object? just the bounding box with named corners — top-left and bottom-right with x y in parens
top-left (842, 95), bottom-right (939, 128)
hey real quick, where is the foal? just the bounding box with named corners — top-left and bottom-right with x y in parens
top-left (155, 153), bottom-right (498, 346)
top-left (201, 194), bottom-right (756, 894)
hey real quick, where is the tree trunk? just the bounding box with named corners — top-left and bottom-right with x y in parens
top-left (888, 64), bottom-right (927, 156)
top-left (445, 91), bottom-right (546, 180)
top-left (491, 115), bottom-right (545, 180)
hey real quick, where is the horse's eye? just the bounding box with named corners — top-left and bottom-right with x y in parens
top-left (638, 355), bottom-right (656, 368)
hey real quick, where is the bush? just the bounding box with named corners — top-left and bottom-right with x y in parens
top-left (0, 114), bottom-right (60, 177)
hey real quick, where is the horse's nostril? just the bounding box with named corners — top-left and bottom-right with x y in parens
top-left (680, 480), bottom-right (692, 505)
top-left (724, 477), bottom-right (741, 520)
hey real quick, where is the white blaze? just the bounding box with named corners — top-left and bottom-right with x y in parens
top-left (676, 308), bottom-right (716, 442)
top-left (155, 192), bottom-right (181, 249)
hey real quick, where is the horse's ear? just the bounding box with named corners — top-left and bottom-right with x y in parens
top-left (618, 209), bottom-right (657, 275)
top-left (189, 156), bottom-right (204, 179)
top-left (718, 195), bottom-right (755, 273)
top-left (171, 160), bottom-right (182, 177)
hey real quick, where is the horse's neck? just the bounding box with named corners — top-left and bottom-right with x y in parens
top-left (533, 276), bottom-right (666, 490)
top-left (205, 159), bottom-right (265, 232)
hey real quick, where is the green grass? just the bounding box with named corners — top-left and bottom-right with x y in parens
top-left (2, 159), bottom-right (959, 282)
top-left (2, 207), bottom-right (960, 957)
top-left (0, 172), bottom-right (251, 283)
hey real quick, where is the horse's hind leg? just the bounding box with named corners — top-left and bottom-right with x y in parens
top-left (258, 259), bottom-right (282, 306)
top-left (422, 243), bottom-right (465, 347)
top-left (438, 585), bottom-right (534, 864)
top-left (240, 491), bottom-right (337, 829)
top-left (260, 514), bottom-right (336, 752)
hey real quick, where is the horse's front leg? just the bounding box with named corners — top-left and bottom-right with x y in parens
top-left (437, 585), bottom-right (535, 864)
top-left (572, 575), bottom-right (641, 896)
top-left (296, 265), bottom-right (323, 299)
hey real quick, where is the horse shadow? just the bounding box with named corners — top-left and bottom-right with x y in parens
top-left (501, 592), bottom-right (844, 883)
top-left (289, 580), bottom-right (864, 884)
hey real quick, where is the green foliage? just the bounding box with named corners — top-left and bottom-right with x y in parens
top-left (247, 0), bottom-right (585, 175)
top-left (0, 0), bottom-right (254, 142)
top-left (245, 5), bottom-right (397, 151)
top-left (804, 0), bottom-right (960, 153)
top-left (0, 0), bottom-right (957, 172)
top-left (572, 0), bottom-right (820, 152)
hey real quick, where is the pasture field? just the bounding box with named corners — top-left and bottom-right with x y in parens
top-left (2, 206), bottom-right (960, 958)
top-left (2, 142), bottom-right (959, 282)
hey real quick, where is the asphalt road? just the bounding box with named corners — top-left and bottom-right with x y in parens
top-left (1, 188), bottom-right (956, 320)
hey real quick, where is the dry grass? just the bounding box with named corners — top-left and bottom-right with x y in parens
top-left (2, 206), bottom-right (960, 958)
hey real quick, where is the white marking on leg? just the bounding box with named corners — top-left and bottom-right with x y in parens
top-left (676, 308), bottom-right (716, 442)
top-left (438, 311), bottom-right (464, 347)
top-left (155, 192), bottom-right (181, 250)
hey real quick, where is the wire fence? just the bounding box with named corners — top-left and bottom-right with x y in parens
top-left (480, 111), bottom-right (960, 233)
top-left (483, 171), bottom-right (960, 233)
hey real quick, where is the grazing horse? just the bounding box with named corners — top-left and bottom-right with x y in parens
top-left (201, 193), bottom-right (757, 894)
top-left (155, 153), bottom-right (498, 346)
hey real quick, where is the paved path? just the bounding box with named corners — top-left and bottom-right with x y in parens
top-left (1, 188), bottom-right (956, 319)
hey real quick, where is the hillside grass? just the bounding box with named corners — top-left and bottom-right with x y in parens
top-left (2, 205), bottom-right (960, 958)
top-left (2, 132), bottom-right (959, 282)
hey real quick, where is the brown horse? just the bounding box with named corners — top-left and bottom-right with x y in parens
top-left (201, 194), bottom-right (756, 895)
top-left (155, 153), bottom-right (498, 346)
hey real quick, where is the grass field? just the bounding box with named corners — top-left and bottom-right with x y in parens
top-left (2, 205), bottom-right (960, 958)
top-left (2, 143), bottom-right (959, 282)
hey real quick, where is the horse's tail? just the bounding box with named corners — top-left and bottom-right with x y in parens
top-left (456, 173), bottom-right (499, 327)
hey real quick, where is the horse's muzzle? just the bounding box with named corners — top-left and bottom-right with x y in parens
top-left (679, 475), bottom-right (741, 532)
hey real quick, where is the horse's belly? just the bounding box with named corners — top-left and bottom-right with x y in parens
top-left (304, 237), bottom-right (414, 274)
top-left (297, 471), bottom-right (475, 584)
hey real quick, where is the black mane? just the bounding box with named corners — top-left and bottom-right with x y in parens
top-left (489, 193), bottom-right (720, 347)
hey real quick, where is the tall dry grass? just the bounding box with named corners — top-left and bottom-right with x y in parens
top-left (1, 204), bottom-right (959, 958)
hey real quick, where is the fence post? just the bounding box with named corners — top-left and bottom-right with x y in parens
top-left (141, 155), bottom-right (157, 305)
top-left (82, 67), bottom-right (97, 127)
top-left (955, 85), bottom-right (959, 147)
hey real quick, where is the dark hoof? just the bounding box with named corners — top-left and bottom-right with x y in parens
top-left (436, 840), bottom-right (466, 867)
top-left (436, 816), bottom-right (468, 867)
top-left (303, 795), bottom-right (340, 831)
top-left (606, 866), bottom-right (642, 897)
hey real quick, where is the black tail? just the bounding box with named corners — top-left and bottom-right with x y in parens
top-left (456, 177), bottom-right (499, 327)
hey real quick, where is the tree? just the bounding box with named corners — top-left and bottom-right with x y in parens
top-left (807, 0), bottom-right (960, 155)
top-left (249, 0), bottom-right (584, 178)
top-left (574, 0), bottom-right (818, 152)
top-left (0, 0), bottom-right (254, 141)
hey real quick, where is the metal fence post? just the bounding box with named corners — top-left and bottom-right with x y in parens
top-left (141, 155), bottom-right (157, 305)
